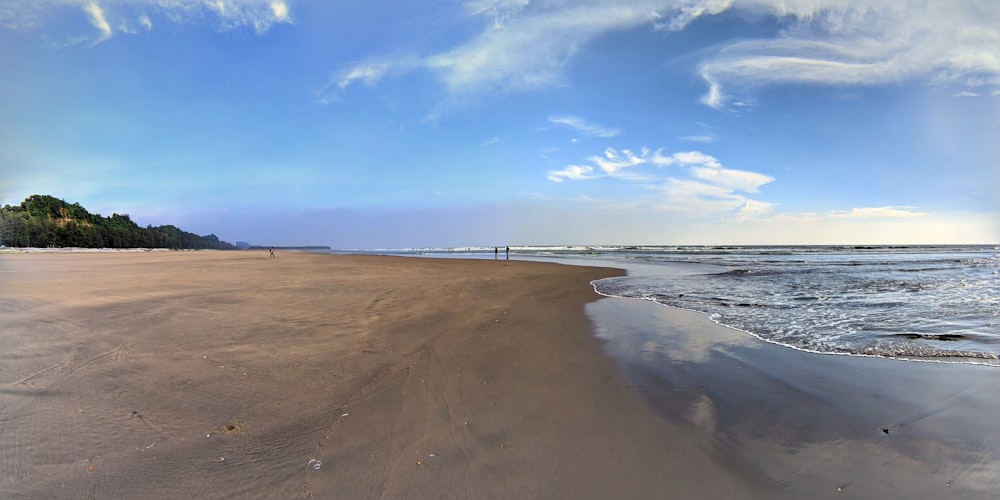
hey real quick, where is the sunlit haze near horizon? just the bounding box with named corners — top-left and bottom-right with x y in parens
top-left (2, 1), bottom-right (998, 248)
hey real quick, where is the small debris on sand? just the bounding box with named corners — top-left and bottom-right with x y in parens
top-left (217, 420), bottom-right (247, 435)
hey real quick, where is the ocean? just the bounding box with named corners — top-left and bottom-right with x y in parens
top-left (355, 245), bottom-right (1000, 365)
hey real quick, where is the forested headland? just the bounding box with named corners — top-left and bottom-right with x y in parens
top-left (0, 195), bottom-right (236, 250)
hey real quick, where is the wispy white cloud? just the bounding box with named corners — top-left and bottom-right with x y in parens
top-left (679, 133), bottom-right (716, 143)
top-left (429, 3), bottom-right (658, 95)
top-left (269, 1), bottom-right (289, 23)
top-left (954, 90), bottom-right (979, 97)
top-left (548, 146), bottom-right (776, 220)
top-left (9, 0), bottom-right (1000, 103)
top-left (650, 150), bottom-right (722, 168)
top-left (180, 0), bottom-right (294, 34)
top-left (677, 122), bottom-right (719, 144)
top-left (548, 115), bottom-right (621, 137)
top-left (336, 61), bottom-right (397, 89)
top-left (1, 0), bottom-right (292, 44)
top-left (465, 0), bottom-right (531, 30)
top-left (652, 0), bottom-right (730, 32)
top-left (326, 1), bottom-right (1000, 111)
top-left (827, 206), bottom-right (927, 219)
top-left (590, 147), bottom-right (647, 175)
top-left (333, 1), bottom-right (662, 100)
top-left (160, 0), bottom-right (294, 34)
top-left (694, 1), bottom-right (1000, 108)
top-left (548, 164), bottom-right (596, 182)
top-left (553, 148), bottom-right (736, 179)
top-left (84, 1), bottom-right (111, 42)
top-left (689, 166), bottom-right (774, 193)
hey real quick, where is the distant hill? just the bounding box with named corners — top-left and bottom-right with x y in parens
top-left (0, 195), bottom-right (236, 250)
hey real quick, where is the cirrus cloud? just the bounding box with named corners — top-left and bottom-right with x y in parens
top-left (548, 115), bottom-right (621, 138)
top-left (694, 1), bottom-right (1000, 108)
top-left (83, 2), bottom-right (111, 42)
top-left (326, 1), bottom-right (1000, 111)
top-left (1, 0), bottom-right (293, 44)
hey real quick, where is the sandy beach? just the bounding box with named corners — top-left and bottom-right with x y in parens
top-left (0, 251), bottom-right (774, 499)
top-left (6, 250), bottom-right (996, 499)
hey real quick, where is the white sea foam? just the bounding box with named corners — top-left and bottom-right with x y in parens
top-left (578, 245), bottom-right (1000, 366)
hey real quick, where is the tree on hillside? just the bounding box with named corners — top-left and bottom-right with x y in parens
top-left (0, 195), bottom-right (236, 250)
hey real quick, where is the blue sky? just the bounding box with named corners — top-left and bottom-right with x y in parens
top-left (1, 0), bottom-right (998, 248)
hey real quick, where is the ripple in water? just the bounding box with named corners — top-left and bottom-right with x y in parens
top-left (590, 246), bottom-right (1000, 363)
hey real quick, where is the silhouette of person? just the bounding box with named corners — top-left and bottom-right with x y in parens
top-left (495, 247), bottom-right (498, 260)
top-left (505, 246), bottom-right (509, 260)
top-left (269, 246), bottom-right (275, 258)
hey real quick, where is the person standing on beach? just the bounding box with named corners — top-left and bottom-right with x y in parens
top-left (505, 246), bottom-right (509, 260)
top-left (495, 247), bottom-right (498, 260)
top-left (269, 247), bottom-right (275, 258)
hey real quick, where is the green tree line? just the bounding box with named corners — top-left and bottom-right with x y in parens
top-left (0, 195), bottom-right (236, 250)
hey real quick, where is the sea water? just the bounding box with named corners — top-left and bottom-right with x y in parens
top-left (554, 245), bottom-right (999, 363)
top-left (366, 245), bottom-right (1000, 363)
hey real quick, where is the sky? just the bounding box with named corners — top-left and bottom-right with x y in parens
top-left (1, 0), bottom-right (998, 248)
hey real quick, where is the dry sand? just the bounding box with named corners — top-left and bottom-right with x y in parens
top-left (0, 251), bottom-right (775, 499)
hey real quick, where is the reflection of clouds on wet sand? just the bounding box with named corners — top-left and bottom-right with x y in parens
top-left (588, 297), bottom-right (754, 364)
top-left (587, 295), bottom-right (1000, 499)
top-left (743, 438), bottom-right (1000, 499)
top-left (687, 394), bottom-right (717, 434)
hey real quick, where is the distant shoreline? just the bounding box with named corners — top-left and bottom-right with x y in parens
top-left (245, 245), bottom-right (331, 251)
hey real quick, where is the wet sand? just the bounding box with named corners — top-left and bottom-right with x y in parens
top-left (589, 297), bottom-right (1000, 499)
top-left (0, 251), bottom-right (773, 499)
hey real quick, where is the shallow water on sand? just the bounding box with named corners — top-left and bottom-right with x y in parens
top-left (586, 297), bottom-right (1000, 499)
